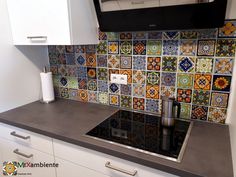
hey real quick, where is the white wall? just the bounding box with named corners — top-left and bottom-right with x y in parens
top-left (0, 0), bottom-right (48, 113)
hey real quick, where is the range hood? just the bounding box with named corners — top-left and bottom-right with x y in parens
top-left (93, 0), bottom-right (227, 31)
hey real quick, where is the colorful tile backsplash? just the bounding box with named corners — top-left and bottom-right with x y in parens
top-left (49, 20), bottom-right (236, 124)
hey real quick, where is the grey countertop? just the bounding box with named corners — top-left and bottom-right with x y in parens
top-left (0, 99), bottom-right (233, 177)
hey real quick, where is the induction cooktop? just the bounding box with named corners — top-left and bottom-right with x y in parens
top-left (86, 110), bottom-right (192, 162)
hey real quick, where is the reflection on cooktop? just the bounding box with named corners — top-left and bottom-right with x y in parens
top-left (86, 110), bottom-right (192, 162)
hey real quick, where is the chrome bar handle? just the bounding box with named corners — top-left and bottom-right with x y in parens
top-left (27, 36), bottom-right (47, 39)
top-left (105, 161), bottom-right (137, 176)
top-left (13, 149), bottom-right (33, 158)
top-left (10, 131), bottom-right (30, 140)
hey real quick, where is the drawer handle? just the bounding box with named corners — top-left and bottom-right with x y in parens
top-left (131, 1), bottom-right (145, 5)
top-left (105, 161), bottom-right (137, 176)
top-left (27, 36), bottom-right (47, 39)
top-left (13, 149), bottom-right (33, 158)
top-left (10, 131), bottom-right (30, 140)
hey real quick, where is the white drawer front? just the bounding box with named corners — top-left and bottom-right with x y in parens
top-left (53, 139), bottom-right (178, 177)
top-left (0, 123), bottom-right (53, 155)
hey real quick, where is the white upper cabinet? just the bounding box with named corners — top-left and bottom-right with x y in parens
top-left (6, 0), bottom-right (99, 45)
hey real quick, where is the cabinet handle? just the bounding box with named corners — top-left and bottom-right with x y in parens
top-left (27, 36), bottom-right (47, 41)
top-left (131, 1), bottom-right (144, 5)
top-left (10, 131), bottom-right (30, 140)
top-left (105, 161), bottom-right (137, 176)
top-left (13, 149), bottom-right (33, 158)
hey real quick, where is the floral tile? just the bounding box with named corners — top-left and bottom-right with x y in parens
top-left (98, 92), bottom-right (109, 105)
top-left (214, 58), bottom-right (234, 75)
top-left (59, 76), bottom-right (68, 87)
top-left (215, 39), bottom-right (236, 57)
top-left (120, 69), bottom-right (132, 83)
top-left (50, 66), bottom-right (58, 75)
top-left (179, 40), bottom-right (197, 56)
top-left (133, 56), bottom-right (146, 70)
top-left (133, 84), bottom-right (145, 97)
top-left (87, 79), bottom-right (97, 91)
top-left (108, 41), bottom-right (119, 54)
top-left (195, 57), bottom-right (213, 73)
top-left (97, 41), bottom-right (107, 54)
top-left (133, 40), bottom-right (146, 55)
top-left (65, 46), bottom-right (74, 53)
top-left (180, 103), bottom-right (191, 119)
top-left (162, 56), bottom-right (177, 72)
top-left (133, 32), bottom-right (147, 39)
top-left (67, 77), bottom-right (78, 89)
top-left (65, 53), bottom-right (75, 65)
top-left (133, 97), bottom-right (145, 110)
top-left (212, 75), bottom-right (231, 92)
top-left (146, 85), bottom-right (159, 99)
top-left (194, 74), bottom-right (212, 90)
top-left (77, 66), bottom-right (87, 78)
top-left (146, 99), bottom-right (160, 113)
top-left (78, 89), bottom-right (88, 102)
top-left (107, 32), bottom-right (119, 41)
top-left (163, 40), bottom-right (179, 55)
top-left (146, 40), bottom-right (162, 55)
top-left (218, 20), bottom-right (236, 38)
top-left (86, 53), bottom-right (96, 67)
top-left (97, 68), bottom-right (108, 81)
top-left (177, 73), bottom-right (193, 89)
top-left (120, 32), bottom-right (132, 40)
top-left (120, 56), bottom-right (132, 69)
top-left (148, 31), bottom-right (162, 39)
top-left (198, 29), bottom-right (218, 39)
top-left (88, 91), bottom-right (98, 103)
top-left (67, 65), bottom-right (77, 77)
top-left (86, 45), bottom-right (96, 53)
top-left (208, 107), bottom-right (227, 123)
top-left (49, 53), bottom-right (58, 66)
top-left (197, 40), bottom-right (216, 56)
top-left (109, 83), bottom-right (120, 93)
top-left (120, 95), bottom-right (132, 109)
top-left (58, 54), bottom-right (66, 65)
top-left (121, 84), bottom-right (132, 95)
top-left (68, 88), bottom-right (78, 100)
top-left (97, 55), bottom-right (108, 67)
top-left (161, 73), bottom-right (176, 87)
top-left (191, 105), bottom-right (208, 120)
top-left (98, 80), bottom-right (108, 92)
top-left (177, 89), bottom-right (192, 103)
top-left (108, 55), bottom-right (120, 68)
top-left (178, 57), bottom-right (195, 73)
top-left (99, 30), bottom-right (107, 40)
top-left (146, 71), bottom-right (160, 85)
top-left (58, 65), bottom-right (67, 76)
top-left (120, 41), bottom-right (132, 55)
top-left (74, 45), bottom-right (85, 53)
top-left (78, 78), bottom-right (87, 90)
top-left (211, 92), bottom-right (229, 108)
top-left (163, 31), bottom-right (180, 40)
top-left (147, 57), bottom-right (161, 71)
top-left (161, 86), bottom-right (176, 97)
top-left (56, 45), bottom-right (66, 54)
top-left (75, 53), bottom-right (86, 66)
top-left (180, 31), bottom-right (198, 39)
top-left (109, 94), bottom-right (120, 106)
top-left (87, 67), bottom-right (96, 79)
top-left (60, 87), bottom-right (69, 98)
top-left (133, 70), bottom-right (146, 84)
top-left (193, 90), bottom-right (210, 105)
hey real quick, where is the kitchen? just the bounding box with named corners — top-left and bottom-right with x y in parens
top-left (0, 0), bottom-right (235, 176)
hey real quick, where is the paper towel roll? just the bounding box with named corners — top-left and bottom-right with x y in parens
top-left (40, 72), bottom-right (55, 103)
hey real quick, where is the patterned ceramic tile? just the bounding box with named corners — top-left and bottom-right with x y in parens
top-left (68, 88), bottom-right (78, 100)
top-left (108, 55), bottom-right (120, 68)
top-left (208, 107), bottom-right (227, 123)
top-left (86, 45), bottom-right (96, 53)
top-left (120, 95), bottom-right (132, 109)
top-left (65, 46), bottom-right (74, 53)
top-left (197, 40), bottom-right (216, 56)
top-left (67, 66), bottom-right (77, 77)
top-left (146, 85), bottom-right (159, 99)
top-left (163, 40), bottom-right (179, 55)
top-left (65, 53), bottom-right (75, 65)
top-left (133, 70), bottom-right (146, 84)
top-left (87, 79), bottom-right (97, 91)
top-left (133, 97), bottom-right (145, 110)
top-left (88, 91), bottom-right (98, 103)
top-left (54, 86), bottom-right (60, 97)
top-left (161, 73), bottom-right (176, 87)
top-left (162, 56), bottom-right (177, 72)
top-left (86, 53), bottom-right (96, 67)
top-left (178, 57), bottom-right (195, 73)
top-left (133, 32), bottom-right (147, 39)
top-left (67, 77), bottom-right (78, 89)
top-left (120, 32), bottom-right (132, 40)
top-left (120, 41), bottom-right (132, 55)
top-left (58, 65), bottom-right (67, 76)
top-left (180, 40), bottom-right (197, 56)
top-left (148, 31), bottom-right (162, 39)
top-left (120, 56), bottom-right (132, 69)
top-left (146, 71), bottom-right (160, 85)
top-left (108, 41), bottom-right (119, 54)
top-left (59, 77), bottom-right (68, 87)
top-left (49, 53), bottom-right (58, 66)
top-left (107, 32), bottom-right (119, 41)
top-left (75, 54), bottom-right (86, 66)
top-left (74, 45), bottom-right (85, 53)
top-left (133, 56), bottom-right (146, 70)
top-left (180, 103), bottom-right (191, 119)
top-left (193, 90), bottom-right (210, 106)
top-left (109, 94), bottom-right (120, 106)
top-left (87, 68), bottom-right (96, 79)
top-left (98, 92), bottom-right (109, 105)
top-left (60, 88), bottom-right (69, 98)
top-left (109, 83), bottom-right (120, 93)
top-left (97, 41), bottom-right (107, 54)
top-left (109, 69), bottom-right (120, 80)
top-left (98, 80), bottom-right (108, 92)
top-left (214, 58), bottom-right (234, 75)
top-left (78, 89), bottom-right (88, 102)
top-left (146, 99), bottom-right (160, 113)
top-left (78, 78), bottom-right (87, 90)
top-left (58, 54), bottom-right (66, 65)
top-left (77, 66), bottom-right (87, 78)
top-left (218, 20), bottom-right (236, 38)
top-left (177, 89), bottom-right (192, 103)
top-left (161, 86), bottom-right (176, 97)
top-left (215, 39), bottom-right (236, 57)
top-left (146, 40), bottom-right (162, 55)
top-left (163, 31), bottom-right (180, 40)
top-left (198, 29), bottom-right (217, 39)
top-left (194, 74), bottom-right (212, 90)
top-left (180, 31), bottom-right (198, 39)
top-left (99, 30), bottom-right (107, 40)
top-left (133, 40), bottom-right (146, 55)
top-left (133, 84), bottom-right (145, 97)
top-left (191, 105), bottom-right (208, 120)
top-left (211, 92), bottom-right (229, 108)
top-left (50, 66), bottom-right (58, 75)
top-left (121, 84), bottom-right (132, 95)
top-left (195, 58), bottom-right (213, 73)
top-left (147, 57), bottom-right (161, 71)
top-left (212, 75), bottom-right (231, 92)
top-left (56, 45), bottom-right (66, 54)
top-left (177, 74), bottom-right (193, 89)
top-left (52, 75), bottom-right (59, 86)
top-left (97, 55), bottom-right (108, 67)
top-left (97, 68), bottom-right (108, 81)
top-left (120, 69), bottom-right (132, 83)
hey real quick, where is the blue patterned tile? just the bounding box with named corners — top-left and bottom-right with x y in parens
top-left (65, 53), bottom-right (75, 65)
top-left (77, 66), bottom-right (87, 78)
top-left (148, 31), bottom-right (162, 39)
top-left (133, 56), bottom-right (146, 70)
top-left (120, 84), bottom-right (132, 95)
top-left (97, 55), bottom-right (107, 67)
top-left (163, 40), bottom-right (179, 55)
top-left (178, 57), bottom-right (195, 72)
top-left (163, 31), bottom-right (180, 40)
top-left (87, 79), bottom-right (97, 91)
top-left (75, 53), bottom-right (86, 66)
top-left (161, 73), bottom-right (176, 86)
top-left (109, 83), bottom-right (120, 93)
top-left (98, 80), bottom-right (108, 92)
top-left (59, 77), bottom-right (68, 87)
top-left (146, 99), bottom-right (160, 113)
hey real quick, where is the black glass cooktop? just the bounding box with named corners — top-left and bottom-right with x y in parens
top-left (86, 110), bottom-right (192, 162)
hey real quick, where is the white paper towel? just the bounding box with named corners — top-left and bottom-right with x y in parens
top-left (40, 72), bottom-right (55, 102)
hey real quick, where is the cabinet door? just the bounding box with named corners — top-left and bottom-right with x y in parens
top-left (7, 0), bottom-right (71, 45)
top-left (55, 157), bottom-right (109, 177)
top-left (0, 137), bottom-right (56, 177)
